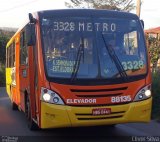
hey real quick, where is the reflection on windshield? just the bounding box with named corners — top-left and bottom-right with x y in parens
top-left (101, 33), bottom-right (128, 79)
top-left (43, 30), bottom-right (98, 79)
top-left (41, 17), bottom-right (147, 80)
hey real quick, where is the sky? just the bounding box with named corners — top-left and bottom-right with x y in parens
top-left (0, 0), bottom-right (160, 29)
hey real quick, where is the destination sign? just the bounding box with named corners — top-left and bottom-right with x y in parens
top-left (52, 21), bottom-right (116, 32)
top-left (52, 60), bottom-right (75, 73)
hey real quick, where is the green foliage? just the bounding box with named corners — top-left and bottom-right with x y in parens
top-left (0, 35), bottom-right (8, 87)
top-left (0, 35), bottom-right (9, 64)
top-left (146, 36), bottom-right (160, 120)
top-left (151, 72), bottom-right (160, 120)
top-left (65, 0), bottom-right (135, 12)
top-left (0, 64), bottom-right (5, 87)
top-left (148, 37), bottom-right (160, 66)
top-left (0, 29), bottom-right (15, 86)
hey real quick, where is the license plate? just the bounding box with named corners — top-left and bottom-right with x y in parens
top-left (92, 108), bottom-right (111, 115)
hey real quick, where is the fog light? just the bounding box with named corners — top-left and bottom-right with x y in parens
top-left (51, 93), bottom-right (55, 97)
top-left (43, 93), bottom-right (51, 101)
top-left (145, 90), bottom-right (151, 97)
top-left (53, 97), bottom-right (59, 103)
top-left (138, 94), bottom-right (143, 99)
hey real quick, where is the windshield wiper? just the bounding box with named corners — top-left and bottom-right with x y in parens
top-left (101, 34), bottom-right (128, 80)
top-left (71, 37), bottom-right (84, 82)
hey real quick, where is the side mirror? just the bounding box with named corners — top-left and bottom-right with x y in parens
top-left (29, 13), bottom-right (37, 24)
top-left (140, 20), bottom-right (144, 29)
top-left (26, 23), bottom-right (36, 46)
top-left (26, 13), bottom-right (37, 46)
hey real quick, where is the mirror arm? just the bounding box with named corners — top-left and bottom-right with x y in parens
top-left (140, 20), bottom-right (144, 29)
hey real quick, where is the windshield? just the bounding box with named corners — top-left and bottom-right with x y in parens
top-left (40, 17), bottom-right (147, 81)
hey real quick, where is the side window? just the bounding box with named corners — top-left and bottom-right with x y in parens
top-left (9, 46), bottom-right (11, 67)
top-left (20, 30), bottom-right (28, 65)
top-left (6, 47), bottom-right (8, 67)
top-left (7, 44), bottom-right (14, 68)
top-left (7, 43), bottom-right (15, 68)
top-left (11, 43), bottom-right (15, 67)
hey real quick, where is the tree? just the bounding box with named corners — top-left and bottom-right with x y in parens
top-left (0, 35), bottom-right (9, 64)
top-left (0, 30), bottom-right (14, 86)
top-left (65, 0), bottom-right (135, 12)
top-left (148, 36), bottom-right (160, 72)
top-left (0, 29), bottom-right (14, 64)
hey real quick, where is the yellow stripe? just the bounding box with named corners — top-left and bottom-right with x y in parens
top-left (6, 68), bottom-right (12, 97)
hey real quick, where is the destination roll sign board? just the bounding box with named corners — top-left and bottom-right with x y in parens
top-left (42, 18), bottom-right (118, 32)
top-left (52, 21), bottom-right (117, 32)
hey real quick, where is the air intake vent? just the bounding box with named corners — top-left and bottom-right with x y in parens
top-left (75, 93), bottom-right (123, 98)
top-left (71, 87), bottom-right (128, 93)
top-left (75, 110), bottom-right (125, 120)
top-left (77, 115), bottom-right (123, 120)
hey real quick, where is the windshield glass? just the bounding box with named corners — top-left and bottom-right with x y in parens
top-left (40, 17), bottom-right (147, 80)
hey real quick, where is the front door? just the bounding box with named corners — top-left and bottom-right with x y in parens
top-left (19, 30), bottom-right (29, 111)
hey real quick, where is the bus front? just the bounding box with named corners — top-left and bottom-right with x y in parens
top-left (38, 10), bottom-right (152, 128)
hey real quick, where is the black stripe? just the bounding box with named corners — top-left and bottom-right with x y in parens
top-left (76, 93), bottom-right (123, 98)
top-left (77, 115), bottom-right (123, 120)
top-left (75, 111), bottom-right (125, 116)
top-left (71, 87), bottom-right (128, 92)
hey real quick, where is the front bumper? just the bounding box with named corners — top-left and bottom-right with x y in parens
top-left (40, 98), bottom-right (152, 129)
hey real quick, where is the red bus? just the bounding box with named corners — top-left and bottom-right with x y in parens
top-left (6, 9), bottom-right (152, 130)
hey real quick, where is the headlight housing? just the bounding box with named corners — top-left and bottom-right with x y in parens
top-left (133, 84), bottom-right (152, 102)
top-left (41, 87), bottom-right (64, 105)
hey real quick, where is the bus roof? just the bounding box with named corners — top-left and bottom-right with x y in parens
top-left (6, 9), bottom-right (139, 48)
top-left (6, 31), bottom-right (19, 48)
top-left (38, 9), bottom-right (139, 19)
top-left (6, 22), bottom-right (28, 48)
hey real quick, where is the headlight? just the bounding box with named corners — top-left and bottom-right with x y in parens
top-left (133, 84), bottom-right (152, 102)
top-left (145, 90), bottom-right (151, 97)
top-left (43, 93), bottom-right (51, 101)
top-left (41, 87), bottom-right (64, 105)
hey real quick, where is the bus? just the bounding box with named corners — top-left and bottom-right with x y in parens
top-left (6, 9), bottom-right (152, 130)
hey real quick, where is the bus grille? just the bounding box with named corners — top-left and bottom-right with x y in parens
top-left (71, 87), bottom-right (128, 92)
top-left (70, 87), bottom-right (128, 98)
